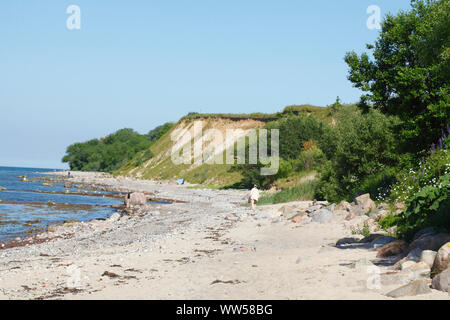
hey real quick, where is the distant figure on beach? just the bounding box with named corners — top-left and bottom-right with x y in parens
top-left (68, 171), bottom-right (71, 178)
top-left (249, 185), bottom-right (260, 209)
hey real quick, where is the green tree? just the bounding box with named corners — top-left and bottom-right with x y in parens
top-left (345, 0), bottom-right (450, 153)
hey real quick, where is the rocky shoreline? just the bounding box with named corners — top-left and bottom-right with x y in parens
top-left (0, 171), bottom-right (448, 300)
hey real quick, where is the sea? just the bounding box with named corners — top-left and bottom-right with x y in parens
top-left (0, 166), bottom-right (122, 242)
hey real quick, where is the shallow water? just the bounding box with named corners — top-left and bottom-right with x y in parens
top-left (0, 166), bottom-right (122, 241)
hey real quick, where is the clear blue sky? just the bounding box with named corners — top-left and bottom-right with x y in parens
top-left (1, 0), bottom-right (412, 169)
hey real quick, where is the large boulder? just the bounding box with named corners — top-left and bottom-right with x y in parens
top-left (352, 194), bottom-right (376, 216)
top-left (431, 268), bottom-right (449, 292)
top-left (408, 233), bottom-right (450, 252)
top-left (431, 242), bottom-right (450, 276)
top-left (335, 200), bottom-right (352, 212)
top-left (412, 227), bottom-right (438, 241)
top-left (386, 280), bottom-right (431, 298)
top-left (420, 250), bottom-right (437, 268)
top-left (124, 192), bottom-right (147, 207)
top-left (377, 240), bottom-right (408, 257)
top-left (310, 209), bottom-right (333, 224)
top-left (370, 235), bottom-right (398, 249)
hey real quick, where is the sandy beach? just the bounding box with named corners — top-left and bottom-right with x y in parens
top-left (0, 171), bottom-right (448, 300)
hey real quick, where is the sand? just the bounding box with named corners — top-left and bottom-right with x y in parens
top-left (0, 172), bottom-right (448, 300)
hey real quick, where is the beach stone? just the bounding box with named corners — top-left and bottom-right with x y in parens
top-left (353, 194), bottom-right (376, 216)
top-left (359, 234), bottom-right (384, 243)
top-left (420, 250), bottom-right (437, 268)
top-left (386, 280), bottom-right (431, 298)
top-left (108, 213), bottom-right (121, 222)
top-left (253, 213), bottom-right (273, 220)
top-left (344, 212), bottom-right (356, 221)
top-left (431, 242), bottom-right (450, 276)
top-left (291, 215), bottom-right (303, 223)
top-left (400, 260), bottom-right (416, 270)
top-left (310, 209), bottom-right (333, 224)
top-left (370, 236), bottom-right (397, 249)
top-left (336, 237), bottom-right (360, 246)
top-left (377, 240), bottom-right (408, 257)
top-left (408, 233), bottom-right (450, 252)
top-left (335, 200), bottom-right (352, 212)
top-left (394, 202), bottom-right (406, 214)
top-left (431, 268), bottom-right (449, 292)
top-left (398, 262), bottom-right (431, 282)
top-left (406, 248), bottom-right (423, 262)
top-left (412, 227), bottom-right (437, 241)
top-left (124, 192), bottom-right (147, 207)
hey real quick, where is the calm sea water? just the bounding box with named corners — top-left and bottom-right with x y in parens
top-left (0, 166), bottom-right (122, 241)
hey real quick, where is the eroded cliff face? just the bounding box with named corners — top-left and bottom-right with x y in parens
top-left (118, 117), bottom-right (267, 186)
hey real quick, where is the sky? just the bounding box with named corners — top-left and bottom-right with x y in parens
top-left (0, 0), bottom-right (413, 169)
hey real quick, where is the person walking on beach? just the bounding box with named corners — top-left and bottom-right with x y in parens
top-left (249, 184), bottom-right (260, 210)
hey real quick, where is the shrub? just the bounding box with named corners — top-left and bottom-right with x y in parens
top-left (315, 109), bottom-right (400, 202)
top-left (395, 172), bottom-right (450, 241)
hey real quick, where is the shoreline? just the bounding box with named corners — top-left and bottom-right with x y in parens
top-left (0, 171), bottom-right (448, 300)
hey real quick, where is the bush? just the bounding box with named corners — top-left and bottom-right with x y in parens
top-left (395, 173), bottom-right (450, 241)
top-left (315, 109), bottom-right (400, 202)
top-left (388, 136), bottom-right (449, 203)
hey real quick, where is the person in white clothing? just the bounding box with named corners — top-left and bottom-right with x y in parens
top-left (249, 184), bottom-right (260, 209)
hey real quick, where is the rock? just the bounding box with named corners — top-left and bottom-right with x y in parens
top-left (47, 201), bottom-right (55, 206)
top-left (305, 205), bottom-right (323, 213)
top-left (398, 262), bottom-right (431, 282)
top-left (108, 213), bottom-right (121, 222)
top-left (386, 280), bottom-right (431, 298)
top-left (124, 192), bottom-right (147, 207)
top-left (42, 183), bottom-right (54, 187)
top-left (344, 212), bottom-right (356, 221)
top-left (335, 201), bottom-right (352, 212)
top-left (0, 186), bottom-right (7, 191)
top-left (353, 193), bottom-right (376, 216)
top-left (420, 250), bottom-right (437, 268)
top-left (291, 215), bottom-right (303, 223)
top-left (310, 209), bottom-right (333, 224)
top-left (278, 205), bottom-right (302, 219)
top-left (359, 234), bottom-right (385, 243)
top-left (431, 268), bottom-right (449, 292)
top-left (377, 240), bottom-right (408, 257)
top-left (400, 260), bottom-right (416, 270)
top-left (431, 242), bottom-right (450, 276)
top-left (406, 248), bottom-right (423, 262)
top-left (336, 237), bottom-right (360, 246)
top-left (253, 213), bottom-right (273, 220)
top-left (412, 227), bottom-right (437, 242)
top-left (64, 183), bottom-right (72, 188)
top-left (370, 236), bottom-right (398, 249)
top-left (298, 216), bottom-right (312, 225)
top-left (408, 233), bottom-right (450, 252)
top-left (394, 202), bottom-right (406, 214)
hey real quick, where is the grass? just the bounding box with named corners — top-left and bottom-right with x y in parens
top-left (257, 180), bottom-right (317, 205)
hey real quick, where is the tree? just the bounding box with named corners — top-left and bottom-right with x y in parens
top-left (345, 0), bottom-right (449, 153)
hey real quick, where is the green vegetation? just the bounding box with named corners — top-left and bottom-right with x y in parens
top-left (62, 128), bottom-right (152, 172)
top-left (257, 181), bottom-right (317, 205)
top-left (62, 123), bottom-right (174, 173)
top-left (62, 0), bottom-right (449, 239)
top-left (344, 0), bottom-right (449, 154)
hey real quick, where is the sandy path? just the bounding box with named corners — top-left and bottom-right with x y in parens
top-left (0, 172), bottom-right (448, 300)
